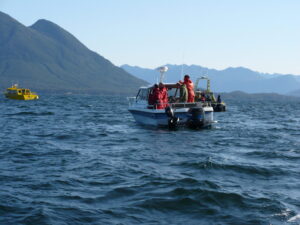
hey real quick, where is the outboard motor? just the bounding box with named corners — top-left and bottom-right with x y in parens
top-left (187, 107), bottom-right (204, 129)
top-left (165, 106), bottom-right (179, 130)
top-left (214, 103), bottom-right (226, 112)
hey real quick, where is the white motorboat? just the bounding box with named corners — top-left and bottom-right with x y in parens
top-left (128, 66), bottom-right (214, 129)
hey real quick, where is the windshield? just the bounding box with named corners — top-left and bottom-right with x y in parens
top-left (7, 90), bottom-right (17, 94)
top-left (136, 88), bottom-right (149, 101)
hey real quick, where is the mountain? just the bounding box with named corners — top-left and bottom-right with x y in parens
top-left (220, 91), bottom-right (300, 102)
top-left (289, 89), bottom-right (300, 96)
top-left (121, 64), bottom-right (300, 95)
top-left (0, 11), bottom-right (146, 94)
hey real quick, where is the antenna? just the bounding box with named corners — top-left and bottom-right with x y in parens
top-left (180, 53), bottom-right (185, 80)
top-left (205, 68), bottom-right (209, 77)
top-left (181, 64), bottom-right (183, 81)
top-left (205, 69), bottom-right (210, 92)
top-left (156, 66), bottom-right (168, 83)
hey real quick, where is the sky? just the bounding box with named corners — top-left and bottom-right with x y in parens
top-left (1, 0), bottom-right (300, 74)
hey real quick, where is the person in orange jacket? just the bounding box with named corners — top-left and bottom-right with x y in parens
top-left (180, 75), bottom-right (195, 102)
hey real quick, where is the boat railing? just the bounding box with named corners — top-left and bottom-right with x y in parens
top-left (171, 101), bottom-right (212, 108)
top-left (127, 97), bottom-right (137, 106)
top-left (146, 101), bottom-right (212, 109)
top-left (128, 95), bottom-right (213, 108)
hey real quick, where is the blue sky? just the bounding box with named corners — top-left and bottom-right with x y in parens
top-left (1, 0), bottom-right (300, 74)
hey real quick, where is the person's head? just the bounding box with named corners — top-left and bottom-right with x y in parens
top-left (153, 84), bottom-right (158, 89)
top-left (184, 75), bottom-right (190, 82)
top-left (159, 82), bottom-right (164, 89)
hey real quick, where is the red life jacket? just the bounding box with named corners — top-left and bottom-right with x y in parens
top-left (151, 88), bottom-right (160, 107)
top-left (184, 80), bottom-right (195, 102)
top-left (156, 87), bottom-right (168, 109)
top-left (148, 87), bottom-right (159, 105)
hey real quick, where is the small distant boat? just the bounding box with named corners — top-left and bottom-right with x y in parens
top-left (4, 84), bottom-right (39, 100)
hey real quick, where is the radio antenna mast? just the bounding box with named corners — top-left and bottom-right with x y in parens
top-left (180, 53), bottom-right (185, 80)
top-left (156, 66), bottom-right (168, 83)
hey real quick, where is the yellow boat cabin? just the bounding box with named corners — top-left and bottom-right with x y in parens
top-left (4, 84), bottom-right (39, 100)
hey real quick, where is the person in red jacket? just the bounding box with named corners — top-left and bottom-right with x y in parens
top-left (156, 83), bottom-right (168, 109)
top-left (180, 75), bottom-right (195, 102)
top-left (152, 84), bottom-right (161, 109)
top-left (148, 84), bottom-right (159, 107)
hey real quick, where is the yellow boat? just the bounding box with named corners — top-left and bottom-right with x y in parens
top-left (4, 84), bottom-right (39, 100)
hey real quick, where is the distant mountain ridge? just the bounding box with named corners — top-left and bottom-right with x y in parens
top-left (121, 64), bottom-right (300, 95)
top-left (0, 11), bottom-right (146, 94)
top-left (220, 91), bottom-right (300, 102)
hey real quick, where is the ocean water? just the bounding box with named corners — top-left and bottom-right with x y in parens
top-left (0, 95), bottom-right (300, 225)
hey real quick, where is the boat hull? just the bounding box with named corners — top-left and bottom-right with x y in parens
top-left (5, 94), bottom-right (39, 100)
top-left (129, 107), bottom-right (213, 127)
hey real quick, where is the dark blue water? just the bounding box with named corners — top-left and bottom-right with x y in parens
top-left (1, 95), bottom-right (300, 225)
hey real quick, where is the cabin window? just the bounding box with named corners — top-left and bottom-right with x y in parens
top-left (136, 88), bottom-right (149, 101)
top-left (167, 88), bottom-right (179, 98)
top-left (18, 90), bottom-right (22, 94)
top-left (7, 90), bottom-right (17, 94)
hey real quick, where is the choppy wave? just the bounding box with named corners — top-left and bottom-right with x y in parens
top-left (0, 95), bottom-right (300, 224)
top-left (6, 111), bottom-right (55, 116)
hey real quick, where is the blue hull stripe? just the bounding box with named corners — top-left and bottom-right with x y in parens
top-left (128, 110), bottom-right (208, 120)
